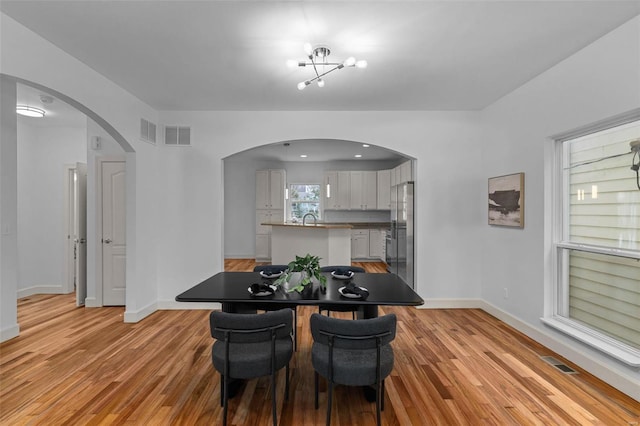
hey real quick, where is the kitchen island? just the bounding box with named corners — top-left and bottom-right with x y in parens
top-left (264, 223), bottom-right (352, 266)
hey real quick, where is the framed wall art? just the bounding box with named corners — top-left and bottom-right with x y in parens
top-left (488, 172), bottom-right (524, 228)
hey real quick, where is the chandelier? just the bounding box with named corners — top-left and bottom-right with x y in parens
top-left (287, 43), bottom-right (367, 90)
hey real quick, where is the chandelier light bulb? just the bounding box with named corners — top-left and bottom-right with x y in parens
top-left (303, 42), bottom-right (313, 56)
top-left (297, 81), bottom-right (310, 90)
top-left (317, 79), bottom-right (325, 88)
top-left (286, 59), bottom-right (298, 68)
top-left (344, 56), bottom-right (356, 67)
top-left (355, 60), bottom-right (368, 69)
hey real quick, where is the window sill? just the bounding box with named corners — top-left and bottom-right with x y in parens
top-left (541, 316), bottom-right (640, 367)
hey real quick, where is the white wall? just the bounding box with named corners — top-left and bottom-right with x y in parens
top-left (480, 16), bottom-right (640, 399)
top-left (16, 121), bottom-right (86, 295)
top-left (0, 75), bottom-right (19, 341)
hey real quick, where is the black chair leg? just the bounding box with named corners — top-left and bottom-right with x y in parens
top-left (293, 308), bottom-right (298, 351)
top-left (314, 372), bottom-right (319, 409)
top-left (223, 375), bottom-right (229, 426)
top-left (271, 371), bottom-right (277, 426)
top-left (326, 381), bottom-right (333, 426)
top-left (285, 363), bottom-right (290, 401)
top-left (376, 381), bottom-right (382, 426)
top-left (220, 375), bottom-right (224, 407)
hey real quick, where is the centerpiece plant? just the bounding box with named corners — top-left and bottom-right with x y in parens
top-left (274, 254), bottom-right (327, 294)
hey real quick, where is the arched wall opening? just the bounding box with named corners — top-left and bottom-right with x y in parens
top-left (0, 74), bottom-right (137, 341)
top-left (222, 137), bottom-right (416, 282)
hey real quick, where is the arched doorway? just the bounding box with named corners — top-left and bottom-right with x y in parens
top-left (0, 74), bottom-right (136, 342)
top-left (222, 138), bottom-right (415, 285)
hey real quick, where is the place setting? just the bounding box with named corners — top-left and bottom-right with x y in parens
top-left (338, 281), bottom-right (369, 299)
top-left (248, 282), bottom-right (277, 297)
top-left (258, 267), bottom-right (284, 279)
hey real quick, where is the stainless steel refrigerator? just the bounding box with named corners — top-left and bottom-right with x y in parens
top-left (386, 182), bottom-right (414, 288)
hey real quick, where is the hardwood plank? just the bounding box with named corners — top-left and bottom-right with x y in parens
top-left (1, 261), bottom-right (638, 425)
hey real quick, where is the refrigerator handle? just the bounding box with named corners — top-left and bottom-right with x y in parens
top-left (391, 220), bottom-right (397, 239)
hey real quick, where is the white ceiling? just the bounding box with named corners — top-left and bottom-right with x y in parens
top-left (2, 0), bottom-right (639, 112)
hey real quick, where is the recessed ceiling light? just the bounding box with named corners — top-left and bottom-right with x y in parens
top-left (16, 105), bottom-right (45, 118)
top-left (362, 144), bottom-right (370, 148)
top-left (354, 154), bottom-right (362, 158)
top-left (300, 154), bottom-right (307, 158)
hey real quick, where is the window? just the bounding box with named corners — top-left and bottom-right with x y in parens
top-left (289, 184), bottom-right (320, 221)
top-left (548, 116), bottom-right (640, 366)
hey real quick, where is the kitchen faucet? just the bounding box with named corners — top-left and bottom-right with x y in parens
top-left (302, 212), bottom-right (317, 226)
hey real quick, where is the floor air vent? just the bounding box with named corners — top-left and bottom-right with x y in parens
top-left (540, 356), bottom-right (578, 374)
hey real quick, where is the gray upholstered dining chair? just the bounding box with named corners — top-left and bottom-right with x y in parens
top-left (310, 313), bottom-right (397, 426)
top-left (319, 265), bottom-right (366, 319)
top-left (252, 264), bottom-right (299, 350)
top-left (210, 309), bottom-right (293, 426)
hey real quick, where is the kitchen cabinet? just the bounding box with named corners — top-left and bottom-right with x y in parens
top-left (256, 169), bottom-right (285, 209)
top-left (255, 234), bottom-right (271, 260)
top-left (400, 160), bottom-right (412, 183)
top-left (256, 169), bottom-right (285, 261)
top-left (369, 229), bottom-right (385, 259)
top-left (350, 171), bottom-right (377, 210)
top-left (391, 160), bottom-right (413, 187)
top-left (351, 229), bottom-right (370, 259)
top-left (324, 171), bottom-right (350, 210)
top-left (255, 209), bottom-right (284, 260)
top-left (377, 169), bottom-right (391, 210)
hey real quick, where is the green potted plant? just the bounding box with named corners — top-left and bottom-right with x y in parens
top-left (274, 254), bottom-right (327, 295)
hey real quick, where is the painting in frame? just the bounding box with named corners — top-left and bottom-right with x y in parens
top-left (488, 172), bottom-right (524, 228)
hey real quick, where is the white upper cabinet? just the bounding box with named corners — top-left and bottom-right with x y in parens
top-left (400, 160), bottom-right (412, 183)
top-left (256, 169), bottom-right (285, 209)
top-left (391, 160), bottom-right (413, 186)
top-left (377, 169), bottom-right (391, 210)
top-left (325, 171), bottom-right (351, 210)
top-left (350, 171), bottom-right (377, 210)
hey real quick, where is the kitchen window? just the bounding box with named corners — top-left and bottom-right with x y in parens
top-left (545, 115), bottom-right (640, 366)
top-left (289, 184), bottom-right (321, 221)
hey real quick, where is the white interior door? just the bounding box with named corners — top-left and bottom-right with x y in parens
top-left (64, 166), bottom-right (76, 294)
top-left (75, 163), bottom-right (87, 306)
top-left (102, 160), bottom-right (126, 306)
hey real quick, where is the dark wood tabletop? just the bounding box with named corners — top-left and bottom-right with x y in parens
top-left (175, 271), bottom-right (423, 309)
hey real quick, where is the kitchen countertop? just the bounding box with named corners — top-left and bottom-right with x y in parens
top-left (263, 222), bottom-right (353, 229)
top-left (262, 222), bottom-right (390, 229)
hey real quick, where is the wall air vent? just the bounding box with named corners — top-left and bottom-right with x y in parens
top-left (164, 126), bottom-right (191, 146)
top-left (140, 118), bottom-right (156, 144)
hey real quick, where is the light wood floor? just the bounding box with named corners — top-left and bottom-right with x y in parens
top-left (1, 260), bottom-right (638, 425)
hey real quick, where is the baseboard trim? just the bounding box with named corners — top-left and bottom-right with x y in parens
top-left (158, 300), bottom-right (221, 310)
top-left (478, 300), bottom-right (640, 402)
top-left (417, 298), bottom-right (483, 309)
top-left (17, 285), bottom-right (67, 298)
top-left (0, 323), bottom-right (20, 343)
top-left (123, 301), bottom-right (157, 323)
top-left (84, 297), bottom-right (100, 307)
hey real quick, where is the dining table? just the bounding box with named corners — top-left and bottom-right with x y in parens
top-left (175, 271), bottom-right (424, 318)
top-left (176, 270), bottom-right (423, 402)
